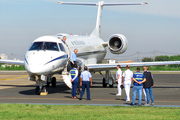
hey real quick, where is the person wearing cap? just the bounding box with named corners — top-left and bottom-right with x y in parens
top-left (70, 64), bottom-right (78, 99)
top-left (115, 65), bottom-right (122, 96)
top-left (79, 66), bottom-right (92, 100)
top-left (122, 65), bottom-right (133, 101)
top-left (130, 67), bottom-right (146, 106)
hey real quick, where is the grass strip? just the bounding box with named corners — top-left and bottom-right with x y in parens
top-left (0, 104), bottom-right (179, 120)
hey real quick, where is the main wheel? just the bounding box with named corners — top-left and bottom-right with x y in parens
top-left (103, 78), bottom-right (107, 87)
top-left (35, 86), bottom-right (40, 95)
top-left (51, 77), bottom-right (56, 87)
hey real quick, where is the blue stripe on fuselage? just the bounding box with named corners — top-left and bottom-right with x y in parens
top-left (44, 55), bottom-right (68, 65)
top-left (24, 58), bottom-right (29, 65)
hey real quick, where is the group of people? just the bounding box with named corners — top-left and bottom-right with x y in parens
top-left (116, 65), bottom-right (154, 106)
top-left (62, 36), bottom-right (92, 100)
top-left (62, 36), bottom-right (154, 104)
top-left (70, 64), bottom-right (92, 100)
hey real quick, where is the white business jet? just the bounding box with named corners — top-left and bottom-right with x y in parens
top-left (1, 1), bottom-right (180, 95)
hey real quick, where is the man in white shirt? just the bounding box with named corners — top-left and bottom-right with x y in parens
top-left (115, 65), bottom-right (122, 96)
top-left (122, 65), bottom-right (133, 101)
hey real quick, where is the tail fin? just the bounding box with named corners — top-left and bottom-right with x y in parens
top-left (58, 1), bottom-right (147, 38)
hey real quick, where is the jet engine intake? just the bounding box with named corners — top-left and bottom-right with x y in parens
top-left (108, 34), bottom-right (128, 54)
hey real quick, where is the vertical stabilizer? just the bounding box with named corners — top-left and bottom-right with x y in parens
top-left (58, 1), bottom-right (147, 38)
top-left (90, 1), bottom-right (104, 38)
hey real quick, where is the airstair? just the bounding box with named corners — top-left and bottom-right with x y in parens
top-left (61, 42), bottom-right (72, 89)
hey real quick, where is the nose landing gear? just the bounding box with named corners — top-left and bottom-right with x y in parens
top-left (35, 76), bottom-right (57, 95)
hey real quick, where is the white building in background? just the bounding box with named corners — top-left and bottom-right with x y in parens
top-left (0, 54), bottom-right (8, 60)
top-left (13, 58), bottom-right (20, 61)
top-left (108, 59), bottom-right (116, 64)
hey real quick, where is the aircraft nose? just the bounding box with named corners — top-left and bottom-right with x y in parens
top-left (26, 59), bottom-right (65, 75)
top-left (27, 64), bottom-right (43, 74)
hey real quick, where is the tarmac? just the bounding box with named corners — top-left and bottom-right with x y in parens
top-left (0, 71), bottom-right (180, 107)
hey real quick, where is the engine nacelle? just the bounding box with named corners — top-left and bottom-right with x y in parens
top-left (108, 34), bottom-right (128, 54)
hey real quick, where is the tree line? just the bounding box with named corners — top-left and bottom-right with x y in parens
top-left (142, 55), bottom-right (180, 67)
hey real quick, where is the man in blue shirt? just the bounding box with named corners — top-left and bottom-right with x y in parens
top-left (70, 64), bottom-right (78, 99)
top-left (79, 66), bottom-right (92, 100)
top-left (70, 49), bottom-right (78, 69)
top-left (130, 67), bottom-right (146, 106)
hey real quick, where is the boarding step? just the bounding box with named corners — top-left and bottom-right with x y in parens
top-left (62, 71), bottom-right (72, 89)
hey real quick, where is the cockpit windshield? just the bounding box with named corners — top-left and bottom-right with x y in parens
top-left (29, 42), bottom-right (59, 51)
top-left (59, 43), bottom-right (66, 52)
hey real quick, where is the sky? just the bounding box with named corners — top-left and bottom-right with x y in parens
top-left (0, 0), bottom-right (180, 61)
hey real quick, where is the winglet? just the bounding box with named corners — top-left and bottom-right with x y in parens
top-left (58, 1), bottom-right (63, 4)
top-left (142, 1), bottom-right (148, 5)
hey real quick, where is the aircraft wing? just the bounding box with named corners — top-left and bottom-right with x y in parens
top-left (0, 60), bottom-right (24, 66)
top-left (87, 61), bottom-right (180, 72)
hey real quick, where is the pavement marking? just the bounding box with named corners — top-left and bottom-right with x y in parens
top-left (0, 75), bottom-right (28, 81)
top-left (0, 97), bottom-right (180, 103)
top-left (1, 103), bottom-right (180, 107)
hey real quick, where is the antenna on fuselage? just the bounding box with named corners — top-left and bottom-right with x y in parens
top-left (58, 1), bottom-right (147, 38)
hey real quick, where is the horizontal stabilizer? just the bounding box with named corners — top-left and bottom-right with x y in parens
top-left (58, 1), bottom-right (96, 6)
top-left (58, 1), bottom-right (148, 6)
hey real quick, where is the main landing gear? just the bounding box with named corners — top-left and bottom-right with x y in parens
top-left (100, 70), bottom-right (115, 88)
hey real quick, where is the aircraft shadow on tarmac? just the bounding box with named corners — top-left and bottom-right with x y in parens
top-left (18, 82), bottom-right (71, 95)
top-left (1, 81), bottom-right (179, 96)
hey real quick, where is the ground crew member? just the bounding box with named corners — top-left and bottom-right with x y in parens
top-left (130, 67), bottom-right (146, 106)
top-left (115, 65), bottom-right (122, 96)
top-left (70, 64), bottom-right (78, 99)
top-left (122, 65), bottom-right (133, 101)
top-left (79, 66), bottom-right (92, 100)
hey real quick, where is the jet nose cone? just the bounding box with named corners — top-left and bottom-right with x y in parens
top-left (26, 63), bottom-right (45, 75)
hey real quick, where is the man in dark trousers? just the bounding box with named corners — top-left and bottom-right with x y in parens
top-left (143, 66), bottom-right (154, 105)
top-left (79, 66), bottom-right (92, 100)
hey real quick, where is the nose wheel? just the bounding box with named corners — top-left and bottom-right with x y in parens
top-left (35, 86), bottom-right (47, 95)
